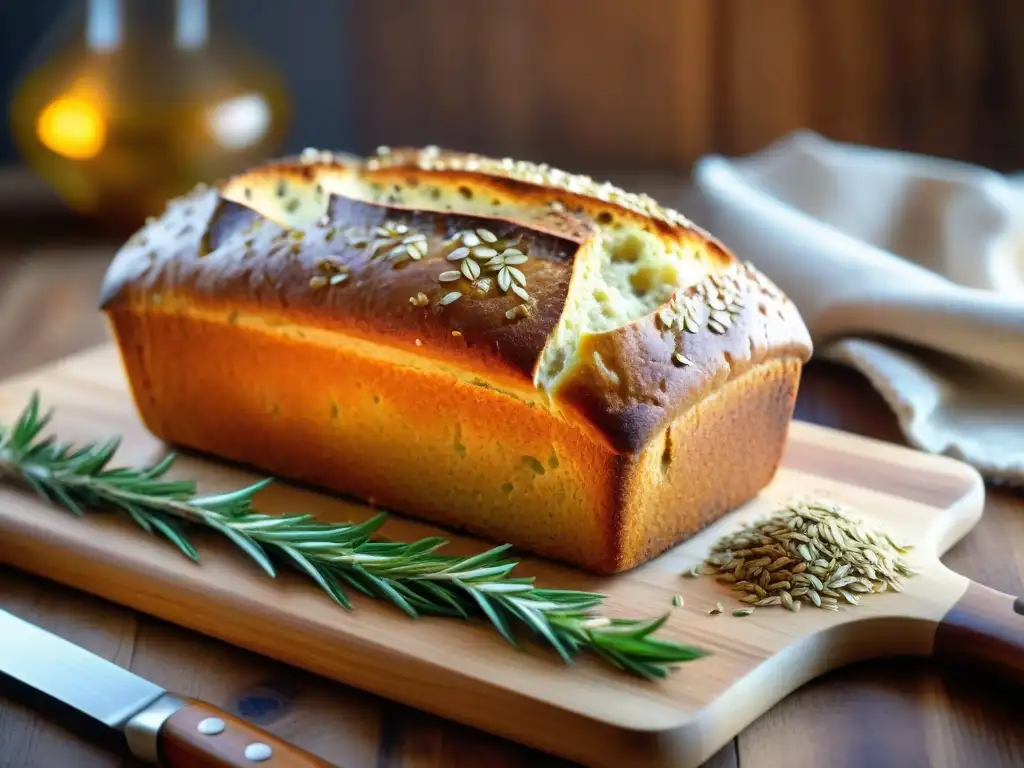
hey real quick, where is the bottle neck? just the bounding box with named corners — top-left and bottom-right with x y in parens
top-left (86, 0), bottom-right (209, 52)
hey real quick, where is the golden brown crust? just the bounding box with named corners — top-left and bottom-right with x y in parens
top-left (101, 147), bottom-right (812, 457)
top-left (105, 304), bottom-right (802, 574)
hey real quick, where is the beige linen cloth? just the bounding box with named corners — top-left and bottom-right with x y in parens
top-left (690, 130), bottom-right (1024, 486)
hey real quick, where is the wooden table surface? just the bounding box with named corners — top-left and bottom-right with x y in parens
top-left (0, 175), bottom-right (1022, 768)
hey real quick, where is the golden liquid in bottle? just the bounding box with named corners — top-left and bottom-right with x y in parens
top-left (10, 0), bottom-right (289, 234)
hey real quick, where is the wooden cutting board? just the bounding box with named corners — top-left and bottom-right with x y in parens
top-left (0, 345), bottom-right (1020, 768)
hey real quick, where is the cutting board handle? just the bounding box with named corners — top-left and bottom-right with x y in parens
top-left (934, 581), bottom-right (1024, 680)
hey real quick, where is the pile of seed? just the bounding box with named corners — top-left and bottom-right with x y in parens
top-left (695, 500), bottom-right (918, 613)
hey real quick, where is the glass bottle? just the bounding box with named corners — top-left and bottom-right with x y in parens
top-left (10, 0), bottom-right (290, 233)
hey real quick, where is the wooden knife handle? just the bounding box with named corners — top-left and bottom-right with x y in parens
top-left (933, 581), bottom-right (1024, 680)
top-left (157, 700), bottom-right (336, 767)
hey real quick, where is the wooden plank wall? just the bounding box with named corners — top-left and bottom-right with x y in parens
top-left (343, 0), bottom-right (1024, 173)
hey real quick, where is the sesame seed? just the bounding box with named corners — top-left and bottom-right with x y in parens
top-left (439, 291), bottom-right (462, 305)
top-left (439, 270), bottom-right (462, 282)
top-left (505, 303), bottom-right (530, 320)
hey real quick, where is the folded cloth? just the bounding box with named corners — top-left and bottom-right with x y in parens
top-left (691, 130), bottom-right (1024, 486)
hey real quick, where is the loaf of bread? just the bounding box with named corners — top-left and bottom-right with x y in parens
top-left (100, 146), bottom-right (812, 574)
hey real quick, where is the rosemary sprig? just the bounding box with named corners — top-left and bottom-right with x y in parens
top-left (0, 394), bottom-right (707, 679)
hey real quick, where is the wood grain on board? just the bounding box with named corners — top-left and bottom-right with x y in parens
top-left (1, 212), bottom-right (1023, 768)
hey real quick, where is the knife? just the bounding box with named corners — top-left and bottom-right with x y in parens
top-left (0, 607), bottom-right (335, 767)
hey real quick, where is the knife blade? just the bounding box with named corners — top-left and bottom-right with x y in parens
top-left (0, 607), bottom-right (335, 767)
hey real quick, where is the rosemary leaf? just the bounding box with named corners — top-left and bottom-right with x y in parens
top-left (0, 393), bottom-right (709, 680)
top-left (279, 545), bottom-right (351, 608)
top-left (194, 478), bottom-right (273, 510)
top-left (334, 567), bottom-right (376, 598)
top-left (140, 453), bottom-right (177, 479)
top-left (148, 515), bottom-right (200, 562)
top-left (22, 473), bottom-right (55, 506)
top-left (503, 597), bottom-right (571, 663)
top-left (409, 580), bottom-right (469, 618)
top-left (593, 614), bottom-right (670, 639)
top-left (463, 586), bottom-right (518, 647)
top-left (205, 518), bottom-right (277, 578)
top-left (437, 544), bottom-right (513, 573)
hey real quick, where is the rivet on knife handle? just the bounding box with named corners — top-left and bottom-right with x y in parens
top-left (126, 696), bottom-right (335, 767)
